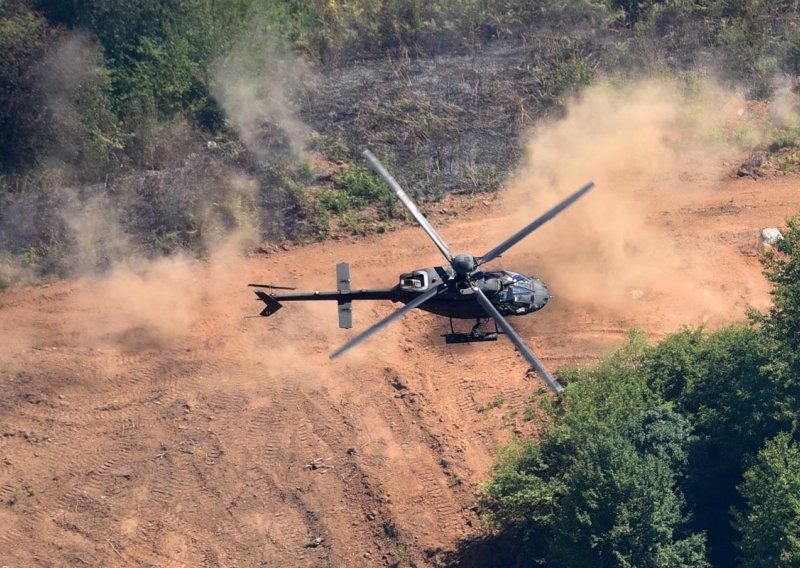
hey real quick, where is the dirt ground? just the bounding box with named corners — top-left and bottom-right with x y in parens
top-left (0, 173), bottom-right (796, 567)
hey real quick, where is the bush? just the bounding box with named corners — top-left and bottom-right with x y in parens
top-left (734, 433), bottom-right (800, 568)
top-left (482, 333), bottom-right (709, 567)
top-left (317, 165), bottom-right (398, 221)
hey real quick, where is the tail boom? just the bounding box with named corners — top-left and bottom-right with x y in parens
top-left (253, 288), bottom-right (399, 317)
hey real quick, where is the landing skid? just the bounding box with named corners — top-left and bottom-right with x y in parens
top-left (443, 318), bottom-right (501, 344)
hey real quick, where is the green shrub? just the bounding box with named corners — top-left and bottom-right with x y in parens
top-left (318, 165), bottom-right (398, 220)
top-left (482, 332), bottom-right (708, 567)
top-left (734, 433), bottom-right (800, 568)
top-left (767, 126), bottom-right (800, 153)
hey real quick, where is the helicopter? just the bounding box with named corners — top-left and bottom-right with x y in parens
top-left (251, 150), bottom-right (595, 393)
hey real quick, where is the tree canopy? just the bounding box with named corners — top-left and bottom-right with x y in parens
top-left (483, 217), bottom-right (800, 567)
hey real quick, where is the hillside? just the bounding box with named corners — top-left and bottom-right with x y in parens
top-left (4, 1), bottom-right (800, 565)
top-left (0, 172), bottom-right (795, 566)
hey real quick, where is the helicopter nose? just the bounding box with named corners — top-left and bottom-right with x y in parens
top-left (530, 278), bottom-right (550, 310)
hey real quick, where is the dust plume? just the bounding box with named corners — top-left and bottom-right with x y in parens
top-left (768, 79), bottom-right (800, 129)
top-left (1, 20), bottom-right (352, 383)
top-left (35, 32), bottom-right (104, 165)
top-left (61, 190), bottom-right (133, 273)
top-left (211, 22), bottom-right (313, 162)
top-left (499, 78), bottom-right (779, 325)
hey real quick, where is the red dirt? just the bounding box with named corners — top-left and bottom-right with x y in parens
top-left (0, 174), bottom-right (796, 566)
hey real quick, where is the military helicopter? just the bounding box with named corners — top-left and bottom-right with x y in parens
top-left (252, 150), bottom-right (594, 393)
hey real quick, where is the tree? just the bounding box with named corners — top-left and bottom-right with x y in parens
top-left (545, 406), bottom-right (707, 568)
top-left (0, 0), bottom-right (50, 173)
top-left (482, 334), bottom-right (708, 567)
top-left (734, 432), bottom-right (800, 567)
top-left (760, 217), bottom-right (800, 368)
top-left (642, 324), bottom-right (777, 565)
top-left (32, 0), bottom-right (257, 164)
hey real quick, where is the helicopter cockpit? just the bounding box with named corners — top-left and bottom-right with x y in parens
top-left (497, 272), bottom-right (550, 314)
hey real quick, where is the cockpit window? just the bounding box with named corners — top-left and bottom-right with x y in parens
top-left (508, 285), bottom-right (533, 306)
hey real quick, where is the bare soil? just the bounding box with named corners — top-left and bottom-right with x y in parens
top-left (0, 174), bottom-right (796, 567)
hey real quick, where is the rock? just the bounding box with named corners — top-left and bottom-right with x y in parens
top-left (762, 227), bottom-right (784, 245)
top-left (630, 289), bottom-right (644, 300)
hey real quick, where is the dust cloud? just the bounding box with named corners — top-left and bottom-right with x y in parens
top-left (36, 32), bottom-right (105, 165)
top-left (211, 21), bottom-right (313, 162)
top-left (498, 78), bottom-right (786, 325)
top-left (61, 191), bottom-right (133, 273)
top-left (769, 80), bottom-right (800, 129)
top-left (0, 19), bottom-right (362, 386)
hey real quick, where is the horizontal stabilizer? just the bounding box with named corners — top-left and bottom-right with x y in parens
top-left (254, 290), bottom-right (283, 316)
top-left (336, 262), bottom-right (352, 329)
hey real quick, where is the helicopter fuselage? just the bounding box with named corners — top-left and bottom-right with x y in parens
top-left (256, 265), bottom-right (549, 321)
top-left (396, 266), bottom-right (549, 319)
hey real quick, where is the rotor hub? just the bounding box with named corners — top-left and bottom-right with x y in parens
top-left (452, 253), bottom-right (476, 276)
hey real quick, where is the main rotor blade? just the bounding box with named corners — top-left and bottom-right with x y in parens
top-left (363, 150), bottom-right (453, 263)
top-left (330, 283), bottom-right (443, 360)
top-left (472, 286), bottom-right (563, 394)
top-left (478, 181), bottom-right (595, 266)
top-left (248, 283), bottom-right (296, 290)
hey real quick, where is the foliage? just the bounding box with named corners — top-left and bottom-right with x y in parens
top-left (0, 0), bottom-right (258, 177)
top-left (755, 216), bottom-right (800, 448)
top-left (484, 218), bottom-right (800, 567)
top-left (734, 432), bottom-right (800, 568)
top-left (0, 1), bottom-right (53, 172)
top-left (760, 216), bottom-right (800, 361)
top-left (0, 0), bottom-right (799, 184)
top-left (268, 160), bottom-right (330, 241)
top-left (524, 36), bottom-right (598, 109)
top-left (254, 0), bottom-right (614, 62)
top-left (2, 0), bottom-right (800, 181)
top-left (477, 395), bottom-right (505, 413)
top-left (482, 332), bottom-right (709, 566)
top-left (319, 165), bottom-right (398, 221)
top-left (642, 325), bottom-right (776, 564)
top-left (767, 125), bottom-right (800, 153)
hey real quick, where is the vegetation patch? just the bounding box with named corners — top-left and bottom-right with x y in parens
top-left (481, 217), bottom-right (800, 567)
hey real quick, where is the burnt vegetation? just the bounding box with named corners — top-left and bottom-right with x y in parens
top-left (3, 0), bottom-right (800, 281)
top-left (2, 2), bottom-right (800, 566)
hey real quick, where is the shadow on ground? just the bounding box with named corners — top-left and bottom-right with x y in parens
top-left (442, 529), bottom-right (535, 567)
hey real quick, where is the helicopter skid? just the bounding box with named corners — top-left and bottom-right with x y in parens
top-left (443, 332), bottom-right (499, 344)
